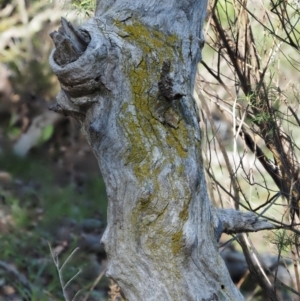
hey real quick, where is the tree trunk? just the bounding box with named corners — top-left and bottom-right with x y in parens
top-left (49, 1), bottom-right (273, 300)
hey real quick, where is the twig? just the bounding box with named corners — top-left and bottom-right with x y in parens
top-left (198, 88), bottom-right (240, 209)
top-left (236, 269), bottom-right (250, 289)
top-left (285, 100), bottom-right (300, 127)
top-left (48, 242), bottom-right (81, 301)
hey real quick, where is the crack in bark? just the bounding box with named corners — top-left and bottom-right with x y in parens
top-left (158, 60), bottom-right (184, 102)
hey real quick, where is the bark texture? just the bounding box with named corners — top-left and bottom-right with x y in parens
top-left (49, 1), bottom-right (272, 300)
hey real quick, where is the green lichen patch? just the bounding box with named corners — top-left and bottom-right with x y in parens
top-left (116, 19), bottom-right (189, 172)
top-left (116, 18), bottom-right (193, 257)
top-left (171, 229), bottom-right (184, 255)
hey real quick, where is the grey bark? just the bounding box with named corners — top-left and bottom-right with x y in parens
top-left (216, 209), bottom-right (274, 236)
top-left (49, 1), bottom-right (273, 300)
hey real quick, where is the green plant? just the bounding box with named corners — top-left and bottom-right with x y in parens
top-left (71, 0), bottom-right (96, 17)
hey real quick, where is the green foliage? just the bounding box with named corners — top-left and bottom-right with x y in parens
top-left (71, 0), bottom-right (96, 17)
top-left (38, 124), bottom-right (55, 144)
top-left (270, 229), bottom-right (299, 253)
top-left (0, 0), bottom-right (109, 299)
top-left (0, 152), bottom-right (108, 300)
top-left (10, 198), bottom-right (30, 227)
top-left (6, 113), bottom-right (22, 139)
top-left (0, 153), bottom-right (53, 182)
top-left (250, 111), bottom-right (272, 124)
top-left (0, 153), bottom-right (108, 222)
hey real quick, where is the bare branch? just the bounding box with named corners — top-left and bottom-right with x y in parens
top-left (217, 209), bottom-right (274, 234)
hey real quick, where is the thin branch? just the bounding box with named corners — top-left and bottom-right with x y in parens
top-left (64, 269), bottom-right (82, 290)
top-left (60, 247), bottom-right (80, 272)
top-left (238, 234), bottom-right (280, 301)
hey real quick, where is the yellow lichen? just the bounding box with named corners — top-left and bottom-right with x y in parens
top-left (171, 230), bottom-right (183, 255)
top-left (117, 19), bottom-right (184, 176)
top-left (116, 18), bottom-right (192, 257)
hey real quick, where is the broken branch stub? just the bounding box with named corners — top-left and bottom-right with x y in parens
top-left (50, 17), bottom-right (91, 67)
top-left (49, 19), bottom-right (113, 118)
top-left (216, 209), bottom-right (274, 236)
